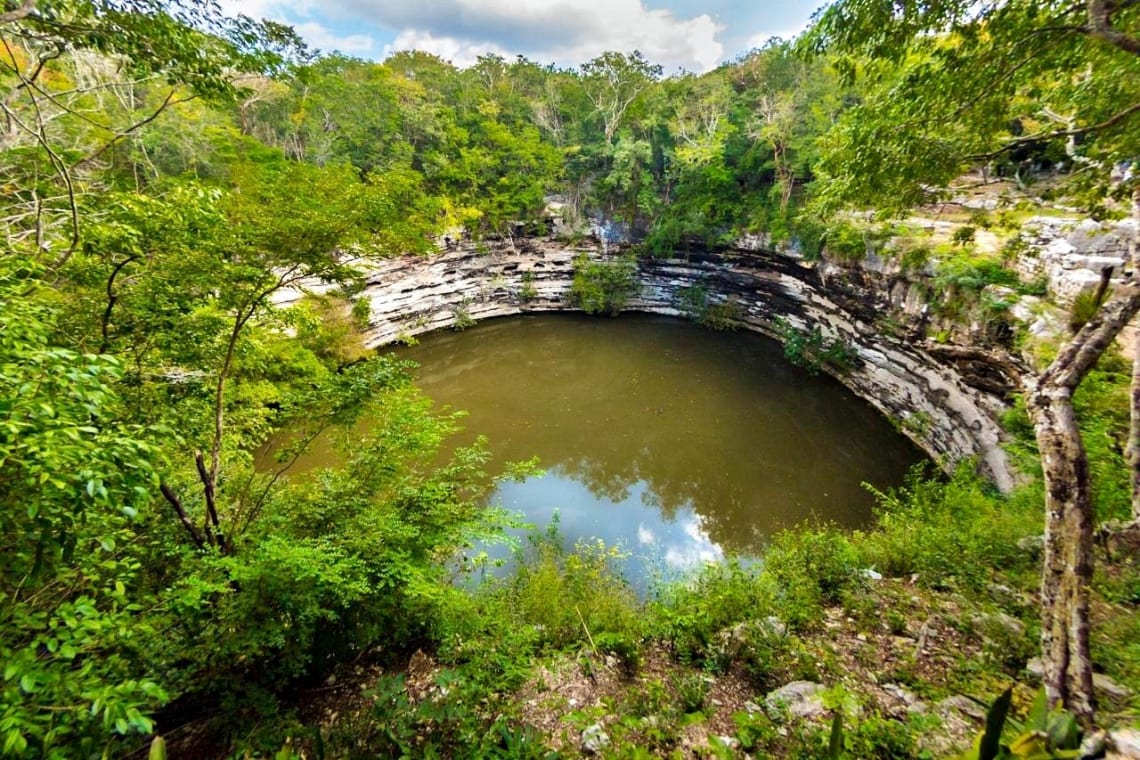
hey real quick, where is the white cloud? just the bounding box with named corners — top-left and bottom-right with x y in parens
top-left (218, 0), bottom-right (290, 20)
top-left (345, 0), bottom-right (725, 72)
top-left (744, 23), bottom-right (809, 50)
top-left (663, 516), bottom-right (723, 568)
top-left (293, 21), bottom-right (377, 55)
top-left (219, 0), bottom-right (727, 72)
top-left (382, 29), bottom-right (508, 68)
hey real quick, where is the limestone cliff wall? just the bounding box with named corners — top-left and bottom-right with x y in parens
top-left (275, 238), bottom-right (1018, 491)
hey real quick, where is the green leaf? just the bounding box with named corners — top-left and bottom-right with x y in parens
top-left (979, 688), bottom-right (1013, 760)
top-left (828, 710), bottom-right (844, 759)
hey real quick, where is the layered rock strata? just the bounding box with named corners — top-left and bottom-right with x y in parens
top-left (276, 238), bottom-right (1018, 491)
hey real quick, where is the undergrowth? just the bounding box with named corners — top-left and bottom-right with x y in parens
top-left (258, 454), bottom-right (1140, 759)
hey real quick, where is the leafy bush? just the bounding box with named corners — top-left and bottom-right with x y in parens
top-left (0, 273), bottom-right (168, 757)
top-left (952, 225), bottom-right (977, 245)
top-left (822, 219), bottom-right (875, 262)
top-left (734, 625), bottom-right (796, 691)
top-left (142, 381), bottom-right (510, 732)
top-left (673, 282), bottom-right (741, 330)
top-left (774, 318), bottom-right (858, 374)
top-left (569, 254), bottom-right (640, 316)
top-left (503, 533), bottom-right (643, 650)
top-left (650, 562), bottom-right (775, 665)
top-left (518, 271), bottom-right (538, 303)
top-left (859, 465), bottom-right (1039, 591)
top-left (673, 673), bottom-right (710, 714)
top-left (763, 527), bottom-right (862, 623)
top-left (596, 631), bottom-right (642, 675)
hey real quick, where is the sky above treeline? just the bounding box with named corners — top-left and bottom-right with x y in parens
top-left (219, 0), bottom-right (826, 73)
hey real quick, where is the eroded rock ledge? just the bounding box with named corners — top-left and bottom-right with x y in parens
top-left (281, 238), bottom-right (1018, 491)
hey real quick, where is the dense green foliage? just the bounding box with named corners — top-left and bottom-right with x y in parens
top-left (569, 254), bottom-right (641, 315)
top-left (3, 0), bottom-right (1139, 755)
top-left (802, 0), bottom-right (1140, 215)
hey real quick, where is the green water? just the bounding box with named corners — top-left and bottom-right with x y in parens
top-left (281, 313), bottom-right (924, 583)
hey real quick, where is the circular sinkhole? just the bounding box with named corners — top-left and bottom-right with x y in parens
top-left (270, 313), bottom-right (925, 589)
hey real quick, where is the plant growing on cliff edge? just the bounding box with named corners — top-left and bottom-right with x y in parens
top-left (775, 318), bottom-right (857, 375)
top-left (517, 271), bottom-right (538, 304)
top-left (674, 282), bottom-right (742, 331)
top-left (569, 253), bottom-right (640, 316)
top-left (804, 0), bottom-right (1140, 720)
top-left (452, 301), bottom-right (476, 330)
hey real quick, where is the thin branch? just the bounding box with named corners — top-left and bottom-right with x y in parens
top-left (17, 46), bottom-right (61, 89)
top-left (98, 254), bottom-right (140, 354)
top-left (159, 482), bottom-right (205, 549)
top-left (194, 450), bottom-right (223, 552)
top-left (238, 419), bottom-right (334, 536)
top-left (74, 89), bottom-right (192, 169)
top-left (966, 100), bottom-right (1140, 161)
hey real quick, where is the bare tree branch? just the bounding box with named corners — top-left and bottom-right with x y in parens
top-left (0, 0), bottom-right (36, 25)
top-left (159, 482), bottom-right (205, 549)
top-left (1088, 0), bottom-right (1140, 55)
top-left (966, 100), bottom-right (1140, 161)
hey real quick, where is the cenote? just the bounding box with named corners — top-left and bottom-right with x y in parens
top-left (277, 313), bottom-right (925, 589)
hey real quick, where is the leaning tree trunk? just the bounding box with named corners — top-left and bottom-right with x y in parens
top-left (1126, 189), bottom-right (1140, 522)
top-left (1025, 382), bottom-right (1096, 720)
top-left (1027, 281), bottom-right (1140, 722)
top-left (1129, 327), bottom-right (1140, 522)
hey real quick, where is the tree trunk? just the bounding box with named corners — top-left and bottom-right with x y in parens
top-left (1025, 382), bottom-right (1096, 721)
top-left (1026, 276), bottom-right (1140, 722)
top-left (1129, 325), bottom-right (1140, 521)
top-left (1126, 189), bottom-right (1140, 522)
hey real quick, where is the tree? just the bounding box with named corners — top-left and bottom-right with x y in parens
top-left (0, 264), bottom-right (167, 756)
top-left (804, 0), bottom-right (1140, 720)
top-left (580, 51), bottom-right (662, 145)
top-left (0, 0), bottom-right (304, 266)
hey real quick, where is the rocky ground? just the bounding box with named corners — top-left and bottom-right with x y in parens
top-left (297, 573), bottom-right (1138, 758)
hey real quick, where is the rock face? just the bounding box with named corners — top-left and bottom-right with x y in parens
top-left (1014, 216), bottom-right (1136, 304)
top-left (274, 236), bottom-right (1018, 491)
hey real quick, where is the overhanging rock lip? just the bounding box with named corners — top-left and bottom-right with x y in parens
top-left (352, 240), bottom-right (1018, 493)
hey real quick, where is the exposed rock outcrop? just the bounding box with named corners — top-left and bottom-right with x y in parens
top-left (1015, 216), bottom-right (1136, 304)
top-left (274, 237), bottom-right (1019, 491)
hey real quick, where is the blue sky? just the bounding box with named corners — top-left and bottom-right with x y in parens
top-left (219, 0), bottom-right (827, 73)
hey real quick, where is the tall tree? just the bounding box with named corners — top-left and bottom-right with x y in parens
top-left (0, 0), bottom-right (304, 265)
top-left (805, 0), bottom-right (1140, 720)
top-left (580, 51), bottom-right (662, 145)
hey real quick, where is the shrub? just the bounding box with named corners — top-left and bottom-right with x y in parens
top-left (505, 534), bottom-right (643, 650)
top-left (858, 465), bottom-right (1039, 591)
top-left (952, 225), bottom-right (977, 245)
top-left (518, 271), bottom-right (538, 303)
top-left (650, 562), bottom-right (775, 665)
top-left (569, 254), bottom-right (640, 315)
top-left (596, 631), bottom-right (642, 675)
top-left (763, 527), bottom-right (861, 625)
top-left (674, 282), bottom-right (741, 330)
top-left (774, 318), bottom-right (857, 375)
top-left (673, 673), bottom-right (710, 714)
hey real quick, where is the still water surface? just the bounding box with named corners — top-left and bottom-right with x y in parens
top-left (286, 314), bottom-right (924, 585)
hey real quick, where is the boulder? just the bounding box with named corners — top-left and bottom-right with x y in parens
top-left (1109, 728), bottom-right (1140, 759)
top-left (765, 681), bottom-right (827, 718)
top-left (581, 724), bottom-right (610, 754)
